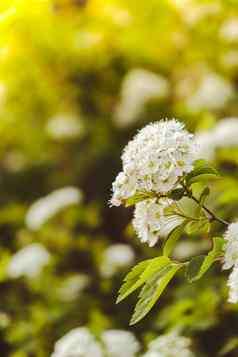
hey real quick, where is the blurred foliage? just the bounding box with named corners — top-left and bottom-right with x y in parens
top-left (0, 0), bottom-right (238, 356)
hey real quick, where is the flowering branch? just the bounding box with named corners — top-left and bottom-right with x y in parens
top-left (110, 119), bottom-right (235, 325)
top-left (181, 182), bottom-right (229, 226)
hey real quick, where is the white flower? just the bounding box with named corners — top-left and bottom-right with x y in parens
top-left (100, 244), bottom-right (135, 277)
top-left (195, 131), bottom-right (218, 161)
top-left (110, 172), bottom-right (137, 207)
top-left (133, 198), bottom-right (178, 247)
top-left (25, 187), bottom-right (82, 230)
top-left (212, 118), bottom-right (238, 147)
top-left (101, 330), bottom-right (140, 357)
top-left (143, 352), bottom-right (162, 357)
top-left (111, 120), bottom-right (196, 206)
top-left (58, 274), bottom-right (90, 302)
top-left (171, 1), bottom-right (220, 26)
top-left (46, 114), bottom-right (84, 140)
top-left (195, 118), bottom-right (238, 161)
top-left (114, 69), bottom-right (169, 127)
top-left (222, 223), bottom-right (238, 304)
top-left (227, 265), bottom-right (238, 303)
top-left (51, 328), bottom-right (103, 357)
top-left (220, 18), bottom-right (238, 42)
top-left (186, 73), bottom-right (233, 111)
top-left (143, 332), bottom-right (195, 357)
top-left (223, 223), bottom-right (238, 270)
top-left (7, 243), bottom-right (50, 279)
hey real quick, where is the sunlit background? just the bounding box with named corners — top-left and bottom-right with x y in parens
top-left (1, 0), bottom-right (238, 356)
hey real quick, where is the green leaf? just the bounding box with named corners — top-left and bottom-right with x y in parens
top-left (186, 255), bottom-right (205, 282)
top-left (193, 159), bottom-right (209, 168)
top-left (117, 256), bottom-right (170, 303)
top-left (186, 237), bottom-right (224, 283)
top-left (185, 220), bottom-right (210, 235)
top-left (219, 337), bottom-right (238, 356)
top-left (168, 188), bottom-right (185, 201)
top-left (199, 186), bottom-right (210, 206)
top-left (117, 260), bottom-right (151, 303)
top-left (125, 193), bottom-right (150, 207)
top-left (185, 162), bottom-right (219, 186)
top-left (163, 223), bottom-right (186, 257)
top-left (188, 173), bottom-right (219, 185)
top-left (130, 263), bottom-right (182, 325)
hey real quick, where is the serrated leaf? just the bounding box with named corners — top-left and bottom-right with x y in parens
top-left (163, 223), bottom-right (186, 257)
top-left (186, 237), bottom-right (224, 283)
top-left (117, 260), bottom-right (151, 303)
top-left (130, 263), bottom-right (182, 325)
top-left (117, 256), bottom-right (170, 303)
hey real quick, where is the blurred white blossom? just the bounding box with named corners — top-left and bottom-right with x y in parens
top-left (172, 1), bottom-right (220, 26)
top-left (4, 150), bottom-right (28, 173)
top-left (195, 118), bottom-right (238, 160)
top-left (220, 18), bottom-right (238, 42)
top-left (7, 243), bottom-right (50, 279)
top-left (25, 187), bottom-right (82, 230)
top-left (111, 120), bottom-right (196, 206)
top-left (58, 274), bottom-right (90, 302)
top-left (46, 114), bottom-right (84, 140)
top-left (74, 30), bottom-right (103, 51)
top-left (101, 330), bottom-right (140, 357)
top-left (114, 69), bottom-right (169, 127)
top-left (143, 331), bottom-right (195, 357)
top-left (100, 244), bottom-right (135, 277)
top-left (0, 82), bottom-right (6, 107)
top-left (51, 328), bottom-right (103, 357)
top-left (186, 73), bottom-right (233, 111)
top-left (195, 131), bottom-right (218, 161)
top-left (103, 5), bottom-right (132, 26)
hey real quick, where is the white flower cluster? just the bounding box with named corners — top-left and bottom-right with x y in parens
top-left (46, 114), bottom-right (84, 141)
top-left (7, 243), bottom-right (51, 279)
top-left (25, 187), bottom-right (82, 230)
top-left (51, 328), bottom-right (103, 357)
top-left (51, 327), bottom-right (140, 357)
top-left (114, 69), bottom-right (169, 128)
top-left (186, 73), bottom-right (233, 112)
top-left (133, 198), bottom-right (183, 247)
top-left (111, 119), bottom-right (196, 246)
top-left (100, 244), bottom-right (135, 277)
top-left (111, 120), bottom-right (196, 206)
top-left (223, 222), bottom-right (238, 303)
top-left (143, 331), bottom-right (195, 357)
top-left (195, 118), bottom-right (238, 161)
top-left (101, 330), bottom-right (140, 357)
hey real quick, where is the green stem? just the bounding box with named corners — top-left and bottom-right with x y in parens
top-left (181, 184), bottom-right (229, 227)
